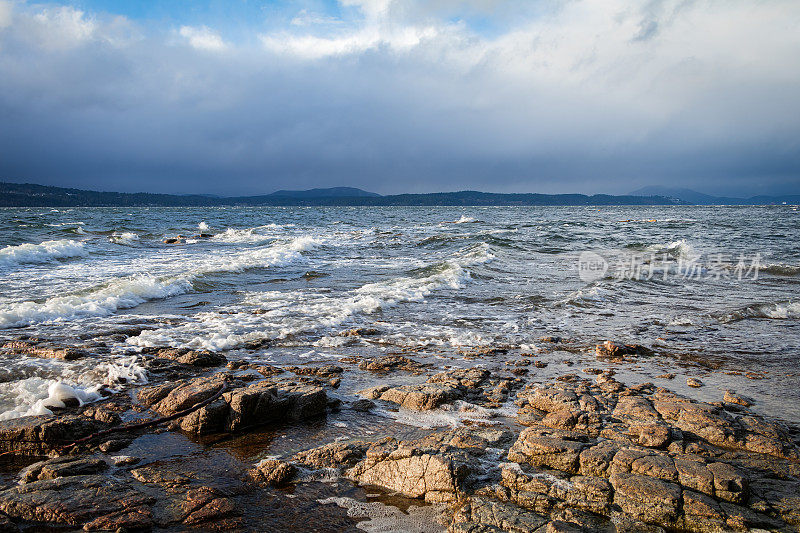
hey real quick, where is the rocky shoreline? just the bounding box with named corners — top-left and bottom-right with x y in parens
top-left (0, 337), bottom-right (798, 532)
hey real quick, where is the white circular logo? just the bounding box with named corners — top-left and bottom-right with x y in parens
top-left (578, 251), bottom-right (608, 282)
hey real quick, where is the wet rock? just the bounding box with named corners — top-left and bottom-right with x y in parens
top-left (378, 383), bottom-right (461, 411)
top-left (0, 475), bottom-right (153, 529)
top-left (136, 382), bottom-right (181, 408)
top-left (249, 459), bottom-right (296, 486)
top-left (358, 355), bottom-right (428, 373)
top-left (98, 438), bottom-right (130, 453)
top-left (595, 341), bottom-right (652, 360)
top-left (539, 336), bottom-right (563, 343)
top-left (293, 440), bottom-right (372, 469)
top-left (723, 390), bottom-right (752, 407)
top-left (150, 375), bottom-right (227, 416)
top-left (286, 365), bottom-right (343, 378)
top-left (111, 455), bottom-right (140, 466)
top-left (358, 385), bottom-right (390, 400)
top-left (19, 456), bottom-right (107, 483)
top-left (350, 399), bottom-right (376, 411)
top-left (181, 487), bottom-right (237, 526)
top-left (178, 378), bottom-right (327, 435)
top-left (144, 347), bottom-right (226, 367)
top-left (686, 377), bottom-right (704, 388)
top-left (0, 415), bottom-right (109, 455)
top-left (80, 405), bottom-right (121, 425)
top-left (339, 327), bottom-right (380, 337)
top-left (1, 340), bottom-right (86, 361)
top-left (131, 463), bottom-right (191, 488)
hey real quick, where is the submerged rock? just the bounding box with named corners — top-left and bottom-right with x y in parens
top-left (358, 355), bottom-right (429, 373)
top-left (1, 340), bottom-right (86, 361)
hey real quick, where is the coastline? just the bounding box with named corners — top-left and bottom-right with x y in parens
top-left (0, 333), bottom-right (798, 532)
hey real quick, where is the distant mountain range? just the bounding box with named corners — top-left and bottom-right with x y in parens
top-left (629, 186), bottom-right (800, 206)
top-left (0, 181), bottom-right (797, 207)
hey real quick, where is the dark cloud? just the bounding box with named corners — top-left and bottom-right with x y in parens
top-left (0, 0), bottom-right (798, 196)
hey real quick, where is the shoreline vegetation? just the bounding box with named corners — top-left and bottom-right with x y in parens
top-left (0, 335), bottom-right (798, 532)
top-left (2, 181), bottom-right (799, 207)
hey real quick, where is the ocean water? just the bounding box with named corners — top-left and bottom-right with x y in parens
top-left (0, 205), bottom-right (799, 423)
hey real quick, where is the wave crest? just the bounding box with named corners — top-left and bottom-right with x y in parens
top-left (0, 239), bottom-right (87, 267)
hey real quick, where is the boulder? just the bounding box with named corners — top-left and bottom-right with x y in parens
top-left (508, 428), bottom-right (588, 474)
top-left (610, 472), bottom-right (681, 526)
top-left (248, 459), bottom-right (296, 486)
top-left (0, 475), bottom-right (153, 530)
top-left (347, 445), bottom-right (468, 502)
top-left (0, 415), bottom-right (108, 455)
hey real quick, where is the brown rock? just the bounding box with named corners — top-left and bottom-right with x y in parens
top-left (723, 390), bottom-right (751, 407)
top-left (249, 459), bottom-right (295, 486)
top-left (358, 355), bottom-right (427, 373)
top-left (610, 472), bottom-right (681, 525)
top-left (378, 383), bottom-right (461, 411)
top-left (686, 377), bottom-right (704, 388)
top-left (0, 475), bottom-right (153, 529)
top-left (507, 427), bottom-right (588, 474)
top-left (0, 415), bottom-right (108, 455)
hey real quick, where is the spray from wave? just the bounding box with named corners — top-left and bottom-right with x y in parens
top-left (0, 235), bottom-right (322, 329)
top-left (0, 239), bottom-right (87, 267)
top-left (127, 243), bottom-right (494, 351)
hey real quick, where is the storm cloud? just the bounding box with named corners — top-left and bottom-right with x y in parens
top-left (0, 0), bottom-right (798, 196)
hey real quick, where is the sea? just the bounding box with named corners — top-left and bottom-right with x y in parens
top-left (0, 205), bottom-right (799, 426)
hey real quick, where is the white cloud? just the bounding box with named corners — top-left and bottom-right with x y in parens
top-left (0, 0), bottom-right (798, 195)
top-left (179, 25), bottom-right (226, 51)
top-left (290, 9), bottom-right (342, 27)
top-left (0, 0), bottom-right (12, 29)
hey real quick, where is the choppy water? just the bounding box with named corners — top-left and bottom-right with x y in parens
top-left (1, 206), bottom-right (799, 423)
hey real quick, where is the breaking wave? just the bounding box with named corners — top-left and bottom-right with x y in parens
top-left (127, 243), bottom-right (494, 351)
top-left (0, 239), bottom-right (87, 267)
top-left (0, 235), bottom-right (321, 329)
top-left (717, 301), bottom-right (800, 323)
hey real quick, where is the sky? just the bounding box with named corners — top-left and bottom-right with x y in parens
top-left (0, 0), bottom-right (799, 197)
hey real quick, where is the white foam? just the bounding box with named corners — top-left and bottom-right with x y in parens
top-left (761, 302), bottom-right (800, 319)
top-left (0, 378), bottom-right (103, 420)
top-left (0, 276), bottom-right (193, 328)
top-left (198, 221), bottom-right (210, 230)
top-left (718, 301), bottom-right (800, 322)
top-left (211, 224), bottom-right (291, 244)
top-left (127, 243), bottom-right (492, 350)
top-left (0, 239), bottom-right (87, 267)
top-left (645, 239), bottom-right (696, 260)
top-left (379, 400), bottom-right (499, 429)
top-left (109, 232), bottom-right (139, 245)
top-left (318, 497), bottom-right (447, 533)
top-left (453, 215), bottom-right (478, 224)
top-left (0, 357), bottom-right (147, 420)
top-left (0, 235), bottom-right (321, 329)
